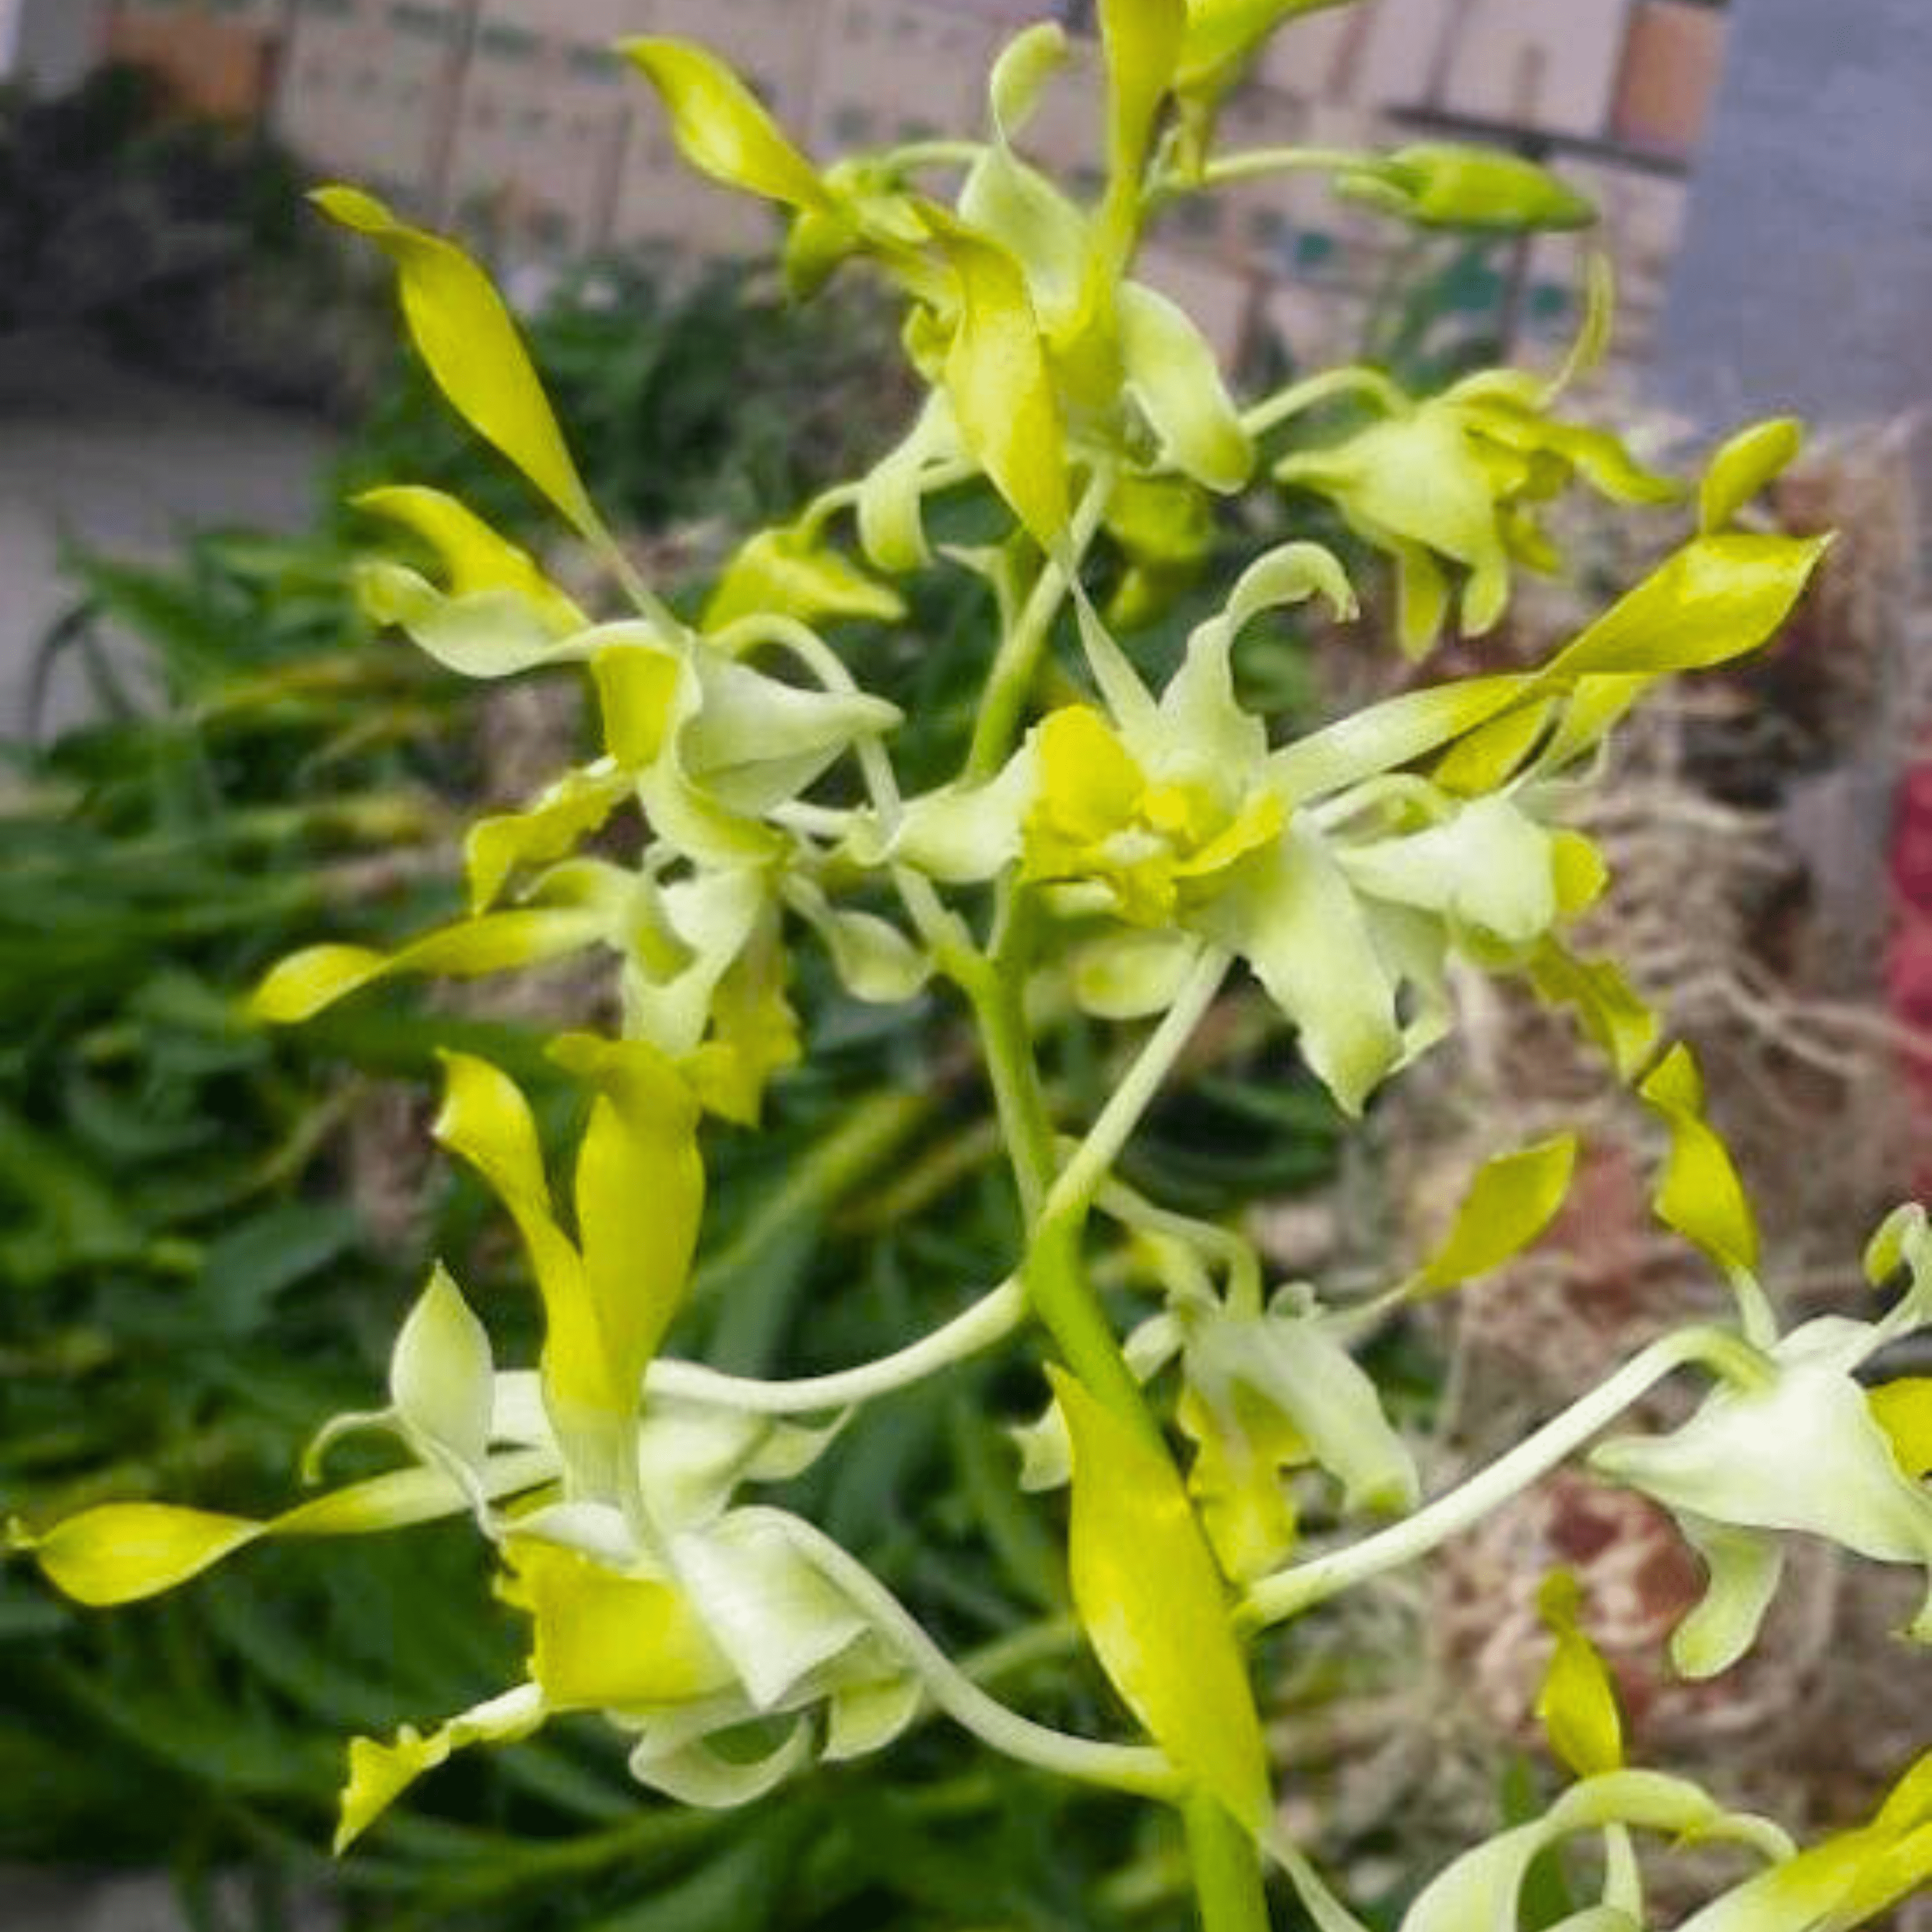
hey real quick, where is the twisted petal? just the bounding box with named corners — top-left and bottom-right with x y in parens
top-left (1534, 1571), bottom-right (1624, 1779)
top-left (314, 189), bottom-right (600, 539)
top-left (337, 1684), bottom-right (544, 1852)
top-left (1411, 1135), bottom-right (1578, 1297)
top-left (10, 1450), bottom-right (556, 1608)
top-left (1054, 1367), bottom-right (1271, 1827)
top-left (621, 39), bottom-right (829, 213)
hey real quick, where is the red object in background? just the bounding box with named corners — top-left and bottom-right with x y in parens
top-left (1885, 763), bottom-right (1932, 1196)
top-left (1890, 764), bottom-right (1932, 918)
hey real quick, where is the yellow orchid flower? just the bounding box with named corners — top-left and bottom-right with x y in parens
top-left (1275, 330), bottom-right (1682, 657)
top-left (1593, 1204), bottom-right (1932, 1676)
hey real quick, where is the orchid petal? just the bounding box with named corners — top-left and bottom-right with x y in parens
top-left (621, 39), bottom-right (829, 213)
top-left (314, 189), bottom-right (600, 539)
top-left (1053, 1367), bottom-right (1271, 1826)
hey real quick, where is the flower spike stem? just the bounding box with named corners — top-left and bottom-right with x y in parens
top-left (1240, 1325), bottom-right (1776, 1631)
top-left (647, 1277), bottom-right (1025, 1413)
top-left (1044, 947), bottom-right (1232, 1226)
top-left (1186, 1793), bottom-right (1274, 1932)
top-left (751, 1509), bottom-right (1182, 1799)
top-left (966, 473), bottom-right (1113, 780)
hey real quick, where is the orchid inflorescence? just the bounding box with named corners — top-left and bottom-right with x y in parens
top-left (10, 2), bottom-right (1930, 1927)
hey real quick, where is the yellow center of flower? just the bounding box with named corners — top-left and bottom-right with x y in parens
top-left (1024, 705), bottom-right (1281, 924)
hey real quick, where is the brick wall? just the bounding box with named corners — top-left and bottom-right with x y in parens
top-left (91, 0), bottom-right (1732, 368)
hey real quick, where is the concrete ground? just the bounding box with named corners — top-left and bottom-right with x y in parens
top-left (0, 1868), bottom-right (337, 1932)
top-left (0, 329), bottom-right (335, 740)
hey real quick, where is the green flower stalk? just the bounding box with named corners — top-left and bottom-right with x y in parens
top-left (8, 3), bottom-right (1926, 1929)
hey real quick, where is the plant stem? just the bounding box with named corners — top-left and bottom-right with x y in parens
top-left (955, 918), bottom-right (1160, 1442)
top-left (1145, 146), bottom-right (1365, 214)
top-left (958, 882), bottom-right (1272, 1932)
top-left (1186, 1795), bottom-right (1274, 1932)
top-left (1240, 365), bottom-right (1407, 438)
top-left (1194, 146), bottom-right (1366, 189)
top-left (754, 1508), bottom-right (1182, 1799)
top-left (1043, 948), bottom-right (1231, 1225)
top-left (646, 1278), bottom-right (1024, 1413)
top-left (1024, 1215), bottom-right (1159, 1446)
top-left (965, 475), bottom-right (1112, 780)
top-left (1238, 1325), bottom-right (1773, 1631)
top-left (599, 531), bottom-right (686, 638)
top-left (953, 947), bottom-right (1056, 1226)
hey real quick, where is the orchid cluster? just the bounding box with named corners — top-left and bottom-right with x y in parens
top-left (10, 3), bottom-right (1930, 1928)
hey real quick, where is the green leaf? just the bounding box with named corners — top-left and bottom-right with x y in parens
top-left (199, 1200), bottom-right (364, 1335)
top-left (313, 188), bottom-right (601, 540)
top-left (1413, 1135), bottom-right (1578, 1295)
top-left (1051, 1368), bottom-right (1270, 1826)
